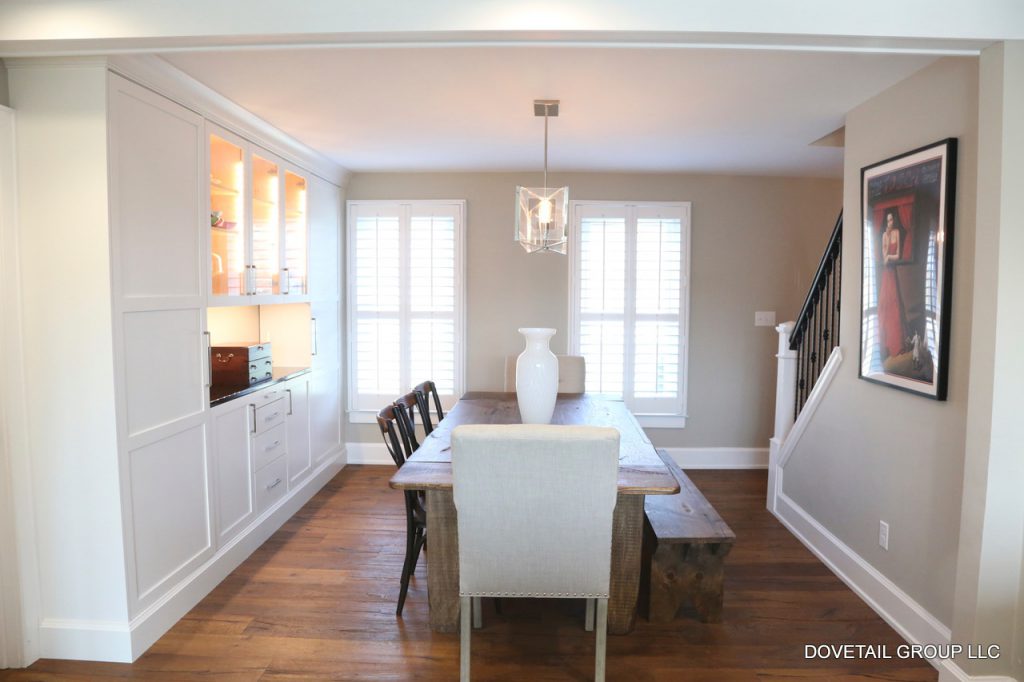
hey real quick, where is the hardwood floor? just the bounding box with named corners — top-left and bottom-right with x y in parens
top-left (2, 466), bottom-right (937, 681)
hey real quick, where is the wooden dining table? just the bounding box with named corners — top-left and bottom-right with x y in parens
top-left (389, 391), bottom-right (679, 635)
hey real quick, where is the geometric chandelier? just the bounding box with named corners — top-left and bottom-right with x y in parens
top-left (515, 99), bottom-right (569, 254)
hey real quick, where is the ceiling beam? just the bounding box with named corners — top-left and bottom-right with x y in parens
top-left (0, 0), bottom-right (1021, 57)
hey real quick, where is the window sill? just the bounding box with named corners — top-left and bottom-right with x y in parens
top-left (349, 410), bottom-right (686, 429)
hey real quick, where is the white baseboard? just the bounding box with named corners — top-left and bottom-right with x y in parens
top-left (38, 618), bottom-right (132, 664)
top-left (38, 449), bottom-right (345, 663)
top-left (344, 442), bottom-right (767, 469)
top-left (345, 441), bottom-right (393, 465)
top-left (939, 666), bottom-right (1016, 682)
top-left (662, 446), bottom-right (768, 469)
top-left (773, 486), bottom-right (968, 678)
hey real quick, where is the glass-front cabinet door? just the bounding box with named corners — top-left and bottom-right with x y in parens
top-left (251, 153), bottom-right (280, 296)
top-left (209, 134), bottom-right (246, 297)
top-left (283, 169), bottom-right (308, 296)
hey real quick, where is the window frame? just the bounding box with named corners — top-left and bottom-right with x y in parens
top-left (567, 200), bottom-right (691, 428)
top-left (346, 199), bottom-right (467, 423)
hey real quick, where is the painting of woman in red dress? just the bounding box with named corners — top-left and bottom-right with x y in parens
top-left (860, 138), bottom-right (956, 400)
top-left (877, 208), bottom-right (907, 359)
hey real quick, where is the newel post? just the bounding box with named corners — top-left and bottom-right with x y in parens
top-left (767, 321), bottom-right (797, 513)
top-left (773, 321), bottom-right (798, 443)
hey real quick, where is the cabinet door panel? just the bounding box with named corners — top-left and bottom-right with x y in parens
top-left (251, 153), bottom-right (280, 295)
top-left (213, 401), bottom-right (255, 546)
top-left (308, 175), bottom-right (340, 301)
top-left (283, 169), bottom-right (308, 296)
top-left (129, 424), bottom-right (212, 601)
top-left (310, 367), bottom-right (340, 465)
top-left (110, 76), bottom-right (202, 300)
top-left (123, 309), bottom-right (205, 436)
top-left (311, 299), bottom-right (339, 373)
top-left (286, 377), bottom-right (311, 486)
top-left (209, 129), bottom-right (247, 297)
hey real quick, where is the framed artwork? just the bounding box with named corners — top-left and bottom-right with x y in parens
top-left (859, 138), bottom-right (957, 400)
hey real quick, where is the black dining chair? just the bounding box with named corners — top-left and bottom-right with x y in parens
top-left (413, 380), bottom-right (445, 435)
top-left (394, 391), bottom-right (424, 450)
top-left (377, 402), bottom-right (426, 616)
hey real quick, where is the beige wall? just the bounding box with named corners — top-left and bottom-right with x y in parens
top-left (0, 60), bottom-right (8, 108)
top-left (345, 171), bottom-right (842, 448)
top-left (949, 42), bottom-right (1024, 679)
top-left (782, 57), bottom-right (978, 626)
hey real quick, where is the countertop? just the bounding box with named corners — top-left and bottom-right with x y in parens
top-left (210, 366), bottom-right (311, 407)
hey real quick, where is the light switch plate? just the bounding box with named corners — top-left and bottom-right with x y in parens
top-left (755, 311), bottom-right (776, 327)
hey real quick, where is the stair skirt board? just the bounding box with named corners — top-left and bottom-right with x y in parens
top-left (766, 349), bottom-right (1002, 682)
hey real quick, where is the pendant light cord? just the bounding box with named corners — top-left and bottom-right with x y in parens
top-left (543, 105), bottom-right (549, 191)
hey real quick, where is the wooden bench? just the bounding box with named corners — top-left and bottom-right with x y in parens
top-left (641, 449), bottom-right (736, 623)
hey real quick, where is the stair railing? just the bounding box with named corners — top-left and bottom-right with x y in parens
top-left (789, 211), bottom-right (843, 418)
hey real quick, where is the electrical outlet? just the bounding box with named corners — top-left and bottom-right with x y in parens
top-left (879, 521), bottom-right (889, 550)
top-left (755, 311), bottom-right (776, 327)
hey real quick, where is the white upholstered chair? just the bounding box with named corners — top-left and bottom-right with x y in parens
top-left (504, 354), bottom-right (587, 393)
top-left (451, 424), bottom-right (619, 682)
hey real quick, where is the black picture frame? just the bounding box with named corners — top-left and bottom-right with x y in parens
top-left (859, 138), bottom-right (957, 400)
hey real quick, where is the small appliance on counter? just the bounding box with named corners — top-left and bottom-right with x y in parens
top-left (211, 342), bottom-right (273, 386)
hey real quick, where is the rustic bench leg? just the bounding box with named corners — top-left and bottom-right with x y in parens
top-left (648, 544), bottom-right (686, 623)
top-left (648, 542), bottom-right (732, 623)
top-left (691, 543), bottom-right (731, 623)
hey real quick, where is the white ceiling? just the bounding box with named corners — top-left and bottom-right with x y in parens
top-left (163, 47), bottom-right (940, 177)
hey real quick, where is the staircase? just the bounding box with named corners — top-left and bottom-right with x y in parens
top-left (768, 210), bottom-right (844, 511)
top-left (790, 211), bottom-right (843, 417)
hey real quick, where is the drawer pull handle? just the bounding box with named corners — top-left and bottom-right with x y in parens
top-left (215, 353), bottom-right (235, 364)
top-left (266, 478), bottom-right (282, 491)
top-left (265, 440), bottom-right (280, 452)
top-left (264, 412), bottom-right (280, 422)
top-left (250, 364), bottom-right (257, 370)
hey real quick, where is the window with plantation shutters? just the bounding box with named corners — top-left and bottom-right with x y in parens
top-left (569, 202), bottom-right (690, 426)
top-left (347, 201), bottom-right (465, 416)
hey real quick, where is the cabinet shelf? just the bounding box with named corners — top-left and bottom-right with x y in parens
top-left (210, 184), bottom-right (240, 197)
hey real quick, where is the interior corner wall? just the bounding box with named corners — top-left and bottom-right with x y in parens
top-left (0, 61), bottom-right (9, 108)
top-left (781, 56), bottom-right (979, 627)
top-left (8, 64), bottom-right (130, 630)
top-left (344, 171), bottom-right (842, 450)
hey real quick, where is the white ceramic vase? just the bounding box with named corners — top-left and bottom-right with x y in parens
top-left (515, 327), bottom-right (559, 424)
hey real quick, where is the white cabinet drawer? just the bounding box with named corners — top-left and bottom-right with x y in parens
top-left (251, 384), bottom-right (285, 407)
top-left (255, 456), bottom-right (287, 514)
top-left (253, 422), bottom-right (287, 472)
top-left (254, 397), bottom-right (286, 434)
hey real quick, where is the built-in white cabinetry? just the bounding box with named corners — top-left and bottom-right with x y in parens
top-left (8, 57), bottom-right (345, 664)
top-left (211, 399), bottom-right (255, 547)
top-left (108, 74), bottom-right (216, 615)
top-left (308, 174), bottom-right (343, 465)
top-left (285, 375), bottom-right (312, 486)
top-left (212, 371), bottom-right (316, 546)
top-left (209, 126), bottom-right (312, 304)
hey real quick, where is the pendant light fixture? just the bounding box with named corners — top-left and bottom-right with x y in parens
top-left (515, 99), bottom-right (569, 254)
